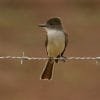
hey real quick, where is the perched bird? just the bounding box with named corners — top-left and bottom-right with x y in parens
top-left (39, 17), bottom-right (68, 80)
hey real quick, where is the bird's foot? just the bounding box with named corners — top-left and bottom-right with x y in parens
top-left (59, 56), bottom-right (67, 62)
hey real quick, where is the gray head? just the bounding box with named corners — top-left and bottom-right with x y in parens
top-left (39, 17), bottom-right (63, 30)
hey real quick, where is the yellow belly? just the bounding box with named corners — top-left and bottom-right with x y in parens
top-left (47, 39), bottom-right (65, 57)
top-left (46, 29), bottom-right (65, 57)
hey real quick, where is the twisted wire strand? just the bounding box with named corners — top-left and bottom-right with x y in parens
top-left (0, 52), bottom-right (99, 64)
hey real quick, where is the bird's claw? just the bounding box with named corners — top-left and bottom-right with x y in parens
top-left (59, 56), bottom-right (67, 62)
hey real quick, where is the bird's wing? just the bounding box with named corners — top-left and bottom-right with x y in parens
top-left (61, 32), bottom-right (68, 56)
top-left (45, 34), bottom-right (48, 55)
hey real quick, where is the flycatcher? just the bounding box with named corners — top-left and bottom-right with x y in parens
top-left (39, 17), bottom-right (68, 80)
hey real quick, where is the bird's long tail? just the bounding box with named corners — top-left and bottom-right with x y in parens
top-left (41, 58), bottom-right (54, 80)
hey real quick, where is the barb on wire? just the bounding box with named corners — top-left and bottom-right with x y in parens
top-left (0, 52), bottom-right (100, 64)
top-left (21, 52), bottom-right (24, 64)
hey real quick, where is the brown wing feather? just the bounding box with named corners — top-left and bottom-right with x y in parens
top-left (61, 32), bottom-right (68, 56)
top-left (45, 34), bottom-right (48, 55)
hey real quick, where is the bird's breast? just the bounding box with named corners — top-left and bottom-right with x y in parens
top-left (47, 30), bottom-right (65, 57)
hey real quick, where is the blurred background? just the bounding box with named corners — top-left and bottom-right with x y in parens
top-left (0, 0), bottom-right (100, 100)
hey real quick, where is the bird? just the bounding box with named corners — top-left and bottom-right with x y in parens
top-left (38, 17), bottom-right (68, 80)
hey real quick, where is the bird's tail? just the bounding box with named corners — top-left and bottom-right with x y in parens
top-left (41, 58), bottom-right (54, 80)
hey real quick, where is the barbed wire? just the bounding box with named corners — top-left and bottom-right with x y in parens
top-left (0, 52), bottom-right (100, 64)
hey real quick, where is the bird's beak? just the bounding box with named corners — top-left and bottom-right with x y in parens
top-left (38, 24), bottom-right (47, 27)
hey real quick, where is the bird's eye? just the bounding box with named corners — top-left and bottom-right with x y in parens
top-left (50, 23), bottom-right (53, 25)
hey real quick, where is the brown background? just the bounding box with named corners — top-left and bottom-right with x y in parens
top-left (0, 0), bottom-right (100, 100)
